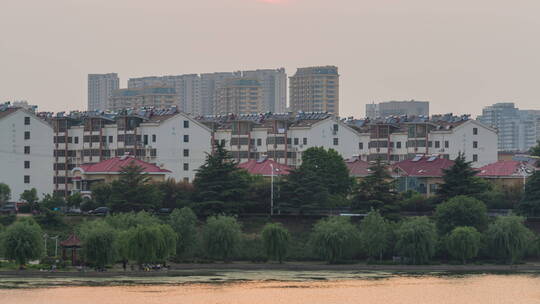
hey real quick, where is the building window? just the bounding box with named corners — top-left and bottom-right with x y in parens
top-left (144, 135), bottom-right (148, 145)
top-left (473, 154), bottom-right (478, 162)
top-left (333, 124), bottom-right (339, 132)
top-left (74, 137), bottom-right (79, 144)
top-left (473, 128), bottom-right (478, 135)
top-left (333, 138), bottom-right (339, 146)
top-left (184, 120), bottom-right (189, 128)
top-left (152, 134), bottom-right (157, 143)
top-left (24, 175), bottom-right (30, 184)
top-left (473, 141), bottom-right (478, 148)
top-left (184, 135), bottom-right (189, 143)
top-left (24, 161), bottom-right (30, 169)
top-left (183, 149), bottom-right (189, 157)
top-left (257, 138), bottom-right (262, 146)
top-left (303, 138), bottom-right (307, 145)
top-left (108, 136), bottom-right (113, 143)
top-left (183, 163), bottom-right (189, 171)
top-left (24, 146), bottom-right (30, 154)
top-left (359, 142), bottom-right (363, 150)
top-left (444, 141), bottom-right (449, 148)
top-left (396, 141), bottom-right (402, 149)
top-left (294, 138), bottom-right (299, 145)
top-left (24, 117), bottom-right (30, 125)
top-left (24, 131), bottom-right (30, 140)
top-left (435, 141), bottom-right (440, 148)
top-left (428, 141), bottom-right (433, 148)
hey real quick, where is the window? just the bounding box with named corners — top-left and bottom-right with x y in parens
top-left (183, 163), bottom-right (189, 171)
top-left (359, 142), bottom-right (363, 150)
top-left (183, 135), bottom-right (189, 143)
top-left (303, 138), bottom-right (307, 145)
top-left (24, 117), bottom-right (30, 125)
top-left (183, 149), bottom-right (189, 157)
top-left (473, 141), bottom-right (478, 148)
top-left (24, 131), bottom-right (30, 140)
top-left (294, 138), bottom-right (299, 145)
top-left (444, 141), bottom-right (449, 148)
top-left (24, 161), bottom-right (30, 169)
top-left (428, 141), bottom-right (433, 148)
top-left (24, 175), bottom-right (30, 184)
top-left (435, 141), bottom-right (440, 148)
top-left (333, 124), bottom-right (339, 132)
top-left (144, 135), bottom-right (148, 145)
top-left (152, 134), bottom-right (156, 143)
top-left (109, 136), bottom-right (113, 143)
top-left (473, 154), bottom-right (478, 162)
top-left (333, 138), bottom-right (339, 146)
top-left (24, 146), bottom-right (30, 154)
top-left (184, 120), bottom-right (190, 128)
top-left (74, 137), bottom-right (79, 144)
top-left (473, 128), bottom-right (478, 135)
top-left (257, 138), bottom-right (262, 146)
top-left (396, 141), bottom-right (402, 149)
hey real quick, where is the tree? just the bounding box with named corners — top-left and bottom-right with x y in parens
top-left (437, 153), bottom-right (489, 201)
top-left (66, 192), bottom-right (83, 209)
top-left (80, 222), bottom-right (118, 268)
top-left (352, 159), bottom-right (400, 221)
top-left (446, 226), bottom-right (482, 264)
top-left (359, 210), bottom-right (391, 261)
top-left (485, 216), bottom-right (533, 264)
top-left (91, 182), bottom-right (112, 206)
top-left (261, 223), bottom-right (290, 263)
top-left (299, 147), bottom-right (353, 196)
top-left (434, 196), bottom-right (488, 234)
top-left (157, 179), bottom-right (194, 210)
top-left (396, 217), bottom-right (438, 264)
top-left (310, 216), bottom-right (360, 264)
top-left (20, 188), bottom-right (38, 210)
top-left (279, 167), bottom-right (330, 211)
top-left (0, 183), bottom-right (10, 204)
top-left (155, 224), bottom-right (177, 263)
top-left (530, 141), bottom-right (540, 163)
top-left (518, 171), bottom-right (540, 217)
top-left (40, 193), bottom-right (66, 210)
top-left (127, 224), bottom-right (176, 266)
top-left (105, 211), bottom-right (160, 230)
top-left (202, 215), bottom-right (242, 262)
top-left (169, 207), bottom-right (198, 259)
top-left (1, 220), bottom-right (44, 267)
top-left (192, 142), bottom-right (250, 214)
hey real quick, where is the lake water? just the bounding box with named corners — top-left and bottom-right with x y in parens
top-left (1, 273), bottom-right (540, 304)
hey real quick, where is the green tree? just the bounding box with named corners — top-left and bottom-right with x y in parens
top-left (1, 220), bottom-right (44, 267)
top-left (396, 217), bottom-right (438, 264)
top-left (485, 216), bottom-right (533, 264)
top-left (279, 167), bottom-right (330, 210)
top-left (155, 224), bottom-right (177, 263)
top-left (310, 216), bottom-right (360, 264)
top-left (352, 159), bottom-right (400, 220)
top-left (261, 223), bottom-right (290, 263)
top-left (446, 226), bottom-right (482, 264)
top-left (105, 211), bottom-right (160, 230)
top-left (157, 179), bottom-right (194, 209)
top-left (300, 147), bottom-right (354, 196)
top-left (169, 207), bottom-right (198, 259)
top-left (518, 171), bottom-right (540, 216)
top-left (202, 215), bottom-right (242, 262)
top-left (91, 182), bottom-right (112, 206)
top-left (434, 196), bottom-right (488, 234)
top-left (66, 192), bottom-right (83, 209)
top-left (127, 224), bottom-right (176, 266)
top-left (359, 210), bottom-right (391, 261)
top-left (0, 183), bottom-right (10, 204)
top-left (80, 222), bottom-right (118, 268)
top-left (40, 193), bottom-right (66, 210)
top-left (437, 153), bottom-right (489, 201)
top-left (20, 188), bottom-right (38, 210)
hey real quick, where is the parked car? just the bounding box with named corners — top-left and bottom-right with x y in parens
top-left (88, 207), bottom-right (110, 215)
top-left (0, 203), bottom-right (18, 215)
top-left (156, 208), bottom-right (172, 215)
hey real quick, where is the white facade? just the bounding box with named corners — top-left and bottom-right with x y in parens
top-left (88, 73), bottom-right (120, 111)
top-left (0, 108), bottom-right (54, 200)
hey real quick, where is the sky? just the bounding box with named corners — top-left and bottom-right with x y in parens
top-left (1, 0), bottom-right (540, 117)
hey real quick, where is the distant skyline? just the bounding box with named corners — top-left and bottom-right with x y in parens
top-left (2, 0), bottom-right (540, 117)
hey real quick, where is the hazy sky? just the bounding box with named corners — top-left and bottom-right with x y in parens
top-left (1, 0), bottom-right (540, 117)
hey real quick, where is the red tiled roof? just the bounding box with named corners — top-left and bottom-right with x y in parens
top-left (78, 156), bottom-right (171, 173)
top-left (60, 234), bottom-right (81, 247)
top-left (238, 159), bottom-right (291, 176)
top-left (477, 160), bottom-right (534, 177)
top-left (0, 108), bottom-right (20, 120)
top-left (393, 155), bottom-right (454, 177)
top-left (345, 159), bottom-right (371, 177)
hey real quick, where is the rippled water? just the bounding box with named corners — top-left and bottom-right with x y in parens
top-left (2, 274), bottom-right (540, 304)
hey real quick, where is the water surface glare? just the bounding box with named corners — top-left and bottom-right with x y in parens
top-left (2, 274), bottom-right (540, 304)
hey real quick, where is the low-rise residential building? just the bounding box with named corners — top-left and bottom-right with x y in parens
top-left (366, 100), bottom-right (429, 119)
top-left (238, 158), bottom-right (291, 177)
top-left (0, 105), bottom-right (54, 200)
top-left (392, 155), bottom-right (455, 196)
top-left (477, 160), bottom-right (536, 190)
top-left (345, 157), bottom-right (372, 181)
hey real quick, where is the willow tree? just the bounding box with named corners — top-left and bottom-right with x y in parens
top-left (169, 207), bottom-right (198, 259)
top-left (202, 215), bottom-right (242, 262)
top-left (80, 222), bottom-right (118, 268)
top-left (396, 217), bottom-right (438, 264)
top-left (127, 224), bottom-right (176, 266)
top-left (261, 223), bottom-right (290, 263)
top-left (1, 220), bottom-right (44, 268)
top-left (359, 210), bottom-right (391, 261)
top-left (446, 226), bottom-right (482, 264)
top-left (310, 216), bottom-right (360, 264)
top-left (485, 216), bottom-right (533, 264)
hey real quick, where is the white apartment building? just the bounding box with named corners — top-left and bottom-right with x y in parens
top-left (366, 100), bottom-right (429, 119)
top-left (51, 108), bottom-right (211, 196)
top-left (88, 73), bottom-right (120, 111)
top-left (0, 106), bottom-right (54, 200)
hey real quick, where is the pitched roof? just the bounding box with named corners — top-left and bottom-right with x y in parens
top-left (393, 155), bottom-right (454, 177)
top-left (60, 234), bottom-right (81, 247)
top-left (238, 158), bottom-right (291, 176)
top-left (77, 155), bottom-right (171, 174)
top-left (0, 107), bottom-right (20, 120)
top-left (477, 160), bottom-right (535, 178)
top-left (345, 158), bottom-right (371, 177)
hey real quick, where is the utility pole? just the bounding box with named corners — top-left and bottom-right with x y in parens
top-left (270, 163), bottom-right (274, 216)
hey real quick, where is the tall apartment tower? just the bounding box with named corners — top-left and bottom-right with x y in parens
top-left (214, 78), bottom-right (263, 115)
top-left (366, 100), bottom-right (429, 119)
top-left (289, 66), bottom-right (339, 114)
top-left (200, 72), bottom-right (240, 115)
top-left (128, 75), bottom-right (201, 114)
top-left (87, 73), bottom-right (120, 111)
top-left (242, 68), bottom-right (287, 113)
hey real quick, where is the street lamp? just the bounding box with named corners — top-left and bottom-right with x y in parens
top-left (270, 163), bottom-right (274, 216)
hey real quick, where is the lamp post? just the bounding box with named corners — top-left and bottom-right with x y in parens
top-left (270, 163), bottom-right (274, 216)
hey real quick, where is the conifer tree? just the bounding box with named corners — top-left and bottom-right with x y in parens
top-left (437, 153), bottom-right (489, 201)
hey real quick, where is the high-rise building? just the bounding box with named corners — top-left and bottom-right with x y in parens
top-left (366, 100), bottom-right (429, 119)
top-left (200, 72), bottom-right (240, 115)
top-left (215, 78), bottom-right (263, 115)
top-left (128, 75), bottom-right (201, 114)
top-left (108, 87), bottom-right (178, 111)
top-left (87, 73), bottom-right (120, 111)
top-left (241, 68), bottom-right (287, 113)
top-left (477, 102), bottom-right (539, 152)
top-left (289, 66), bottom-right (339, 114)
